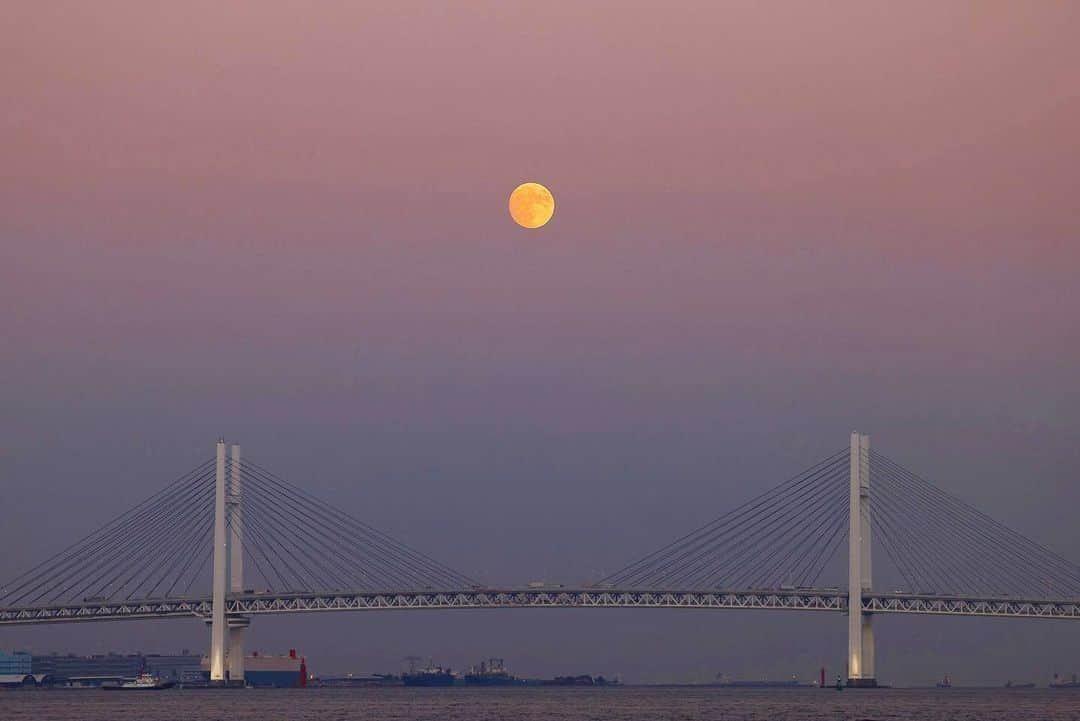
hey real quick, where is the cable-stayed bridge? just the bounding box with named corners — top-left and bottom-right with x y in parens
top-left (2, 433), bottom-right (1078, 687)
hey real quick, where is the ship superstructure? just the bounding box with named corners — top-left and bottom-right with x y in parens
top-left (401, 658), bottom-right (455, 687)
top-left (465, 658), bottom-right (521, 686)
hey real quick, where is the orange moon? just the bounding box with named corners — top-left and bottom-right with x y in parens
top-left (508, 182), bottom-right (555, 229)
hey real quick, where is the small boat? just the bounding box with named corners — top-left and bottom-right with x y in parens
top-left (103, 673), bottom-right (176, 691)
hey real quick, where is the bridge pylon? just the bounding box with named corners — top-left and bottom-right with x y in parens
top-left (209, 440), bottom-right (247, 685)
top-left (209, 440), bottom-right (227, 683)
top-left (847, 431), bottom-right (875, 687)
top-left (227, 443), bottom-right (246, 684)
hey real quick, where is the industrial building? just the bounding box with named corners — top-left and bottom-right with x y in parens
top-left (31, 653), bottom-right (143, 686)
top-left (0, 648), bottom-right (308, 688)
top-left (144, 652), bottom-right (204, 683)
top-left (0, 650), bottom-right (31, 675)
top-left (0, 650), bottom-right (34, 688)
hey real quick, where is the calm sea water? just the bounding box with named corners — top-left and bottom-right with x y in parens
top-left (2, 687), bottom-right (1079, 721)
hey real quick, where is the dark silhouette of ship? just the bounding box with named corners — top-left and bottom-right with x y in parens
top-left (464, 658), bottom-right (522, 686)
top-left (401, 658), bottom-right (455, 687)
top-left (1051, 673), bottom-right (1080, 688)
top-left (540, 674), bottom-right (617, 686)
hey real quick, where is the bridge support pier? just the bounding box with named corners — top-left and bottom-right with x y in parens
top-left (210, 440), bottom-right (248, 686)
top-left (847, 431), bottom-right (876, 687)
top-left (210, 440), bottom-right (228, 684)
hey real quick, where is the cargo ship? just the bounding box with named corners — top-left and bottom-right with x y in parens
top-left (464, 658), bottom-right (522, 686)
top-left (402, 660), bottom-right (455, 687)
top-left (198, 648), bottom-right (307, 687)
top-left (1004, 680), bottom-right (1035, 688)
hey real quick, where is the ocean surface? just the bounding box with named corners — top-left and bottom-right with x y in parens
top-left (2, 687), bottom-right (1079, 721)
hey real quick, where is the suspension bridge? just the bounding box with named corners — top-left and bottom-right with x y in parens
top-left (2, 433), bottom-right (1078, 687)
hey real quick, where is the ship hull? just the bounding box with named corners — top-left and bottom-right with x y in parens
top-left (464, 677), bottom-right (522, 686)
top-left (103, 681), bottom-right (176, 691)
top-left (402, 675), bottom-right (455, 687)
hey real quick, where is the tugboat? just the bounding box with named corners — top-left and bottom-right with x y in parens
top-left (464, 658), bottom-right (521, 686)
top-left (402, 659), bottom-right (455, 687)
top-left (935, 674), bottom-right (952, 689)
top-left (103, 673), bottom-right (176, 691)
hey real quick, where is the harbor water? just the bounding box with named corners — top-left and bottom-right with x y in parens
top-left (2, 686), bottom-right (1079, 721)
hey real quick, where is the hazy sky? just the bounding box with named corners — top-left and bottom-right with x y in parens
top-left (2, 1), bottom-right (1079, 684)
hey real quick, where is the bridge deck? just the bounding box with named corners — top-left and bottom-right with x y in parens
top-left (3, 588), bottom-right (1079, 625)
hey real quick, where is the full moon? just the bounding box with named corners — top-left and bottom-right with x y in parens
top-left (508, 182), bottom-right (555, 229)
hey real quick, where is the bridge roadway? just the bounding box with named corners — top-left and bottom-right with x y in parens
top-left (3, 587), bottom-right (1079, 626)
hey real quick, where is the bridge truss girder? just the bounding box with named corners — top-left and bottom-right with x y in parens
top-left (4, 588), bottom-right (1079, 626)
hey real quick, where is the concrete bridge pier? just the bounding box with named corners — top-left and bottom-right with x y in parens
top-left (210, 440), bottom-right (248, 686)
top-left (847, 431), bottom-right (876, 687)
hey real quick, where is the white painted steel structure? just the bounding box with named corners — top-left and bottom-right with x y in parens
top-left (3, 588), bottom-right (1079, 625)
top-left (209, 441), bottom-right (247, 685)
top-left (3, 432), bottom-right (1078, 691)
top-left (227, 443), bottom-right (245, 684)
top-left (209, 441), bottom-right (228, 682)
top-left (847, 432), bottom-right (875, 686)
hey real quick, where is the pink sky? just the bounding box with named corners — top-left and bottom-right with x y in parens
top-left (5, 2), bottom-right (1078, 231)
top-left (5, 0), bottom-right (1078, 332)
top-left (3, 0), bottom-right (1077, 431)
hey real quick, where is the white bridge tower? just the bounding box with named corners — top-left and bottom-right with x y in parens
top-left (210, 440), bottom-right (249, 685)
top-left (847, 431), bottom-right (876, 687)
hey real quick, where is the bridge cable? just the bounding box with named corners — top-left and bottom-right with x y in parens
top-left (239, 459), bottom-right (477, 589)
top-left (873, 452), bottom-right (1080, 594)
top-left (872, 457), bottom-right (1075, 595)
top-left (240, 467), bottom-right (460, 591)
top-left (605, 450), bottom-right (851, 589)
top-left (2, 465), bottom-right (216, 605)
top-left (238, 470), bottom-right (423, 590)
top-left (661, 459), bottom-right (848, 588)
top-left (614, 457), bottom-right (845, 588)
top-left (65, 474), bottom-right (216, 603)
top-left (605, 450), bottom-right (847, 587)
